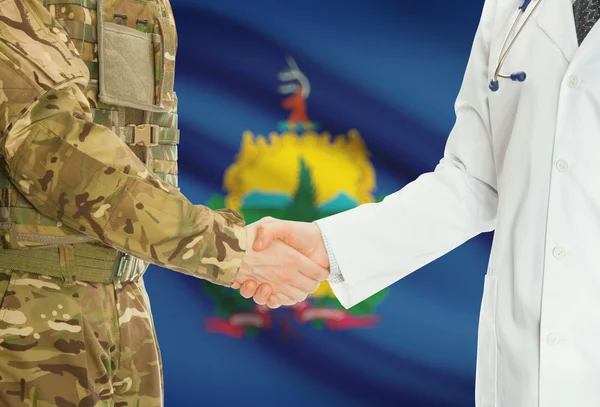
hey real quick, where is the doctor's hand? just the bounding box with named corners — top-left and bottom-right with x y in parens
top-left (233, 222), bottom-right (329, 306)
top-left (232, 217), bottom-right (330, 308)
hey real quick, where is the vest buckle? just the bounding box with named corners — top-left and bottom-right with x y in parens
top-left (129, 124), bottom-right (159, 146)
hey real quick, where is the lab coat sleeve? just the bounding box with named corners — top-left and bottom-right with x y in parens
top-left (316, 0), bottom-right (499, 309)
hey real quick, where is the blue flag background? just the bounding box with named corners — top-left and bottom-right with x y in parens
top-left (143, 1), bottom-right (494, 406)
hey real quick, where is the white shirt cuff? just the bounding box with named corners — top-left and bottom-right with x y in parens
top-left (314, 222), bottom-right (345, 283)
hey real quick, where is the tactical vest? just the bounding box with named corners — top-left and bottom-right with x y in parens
top-left (0, 0), bottom-right (179, 282)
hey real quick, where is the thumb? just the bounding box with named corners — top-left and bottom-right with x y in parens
top-left (252, 221), bottom-right (290, 251)
top-left (252, 225), bottom-right (274, 251)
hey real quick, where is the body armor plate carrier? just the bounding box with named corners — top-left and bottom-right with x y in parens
top-left (0, 0), bottom-right (179, 284)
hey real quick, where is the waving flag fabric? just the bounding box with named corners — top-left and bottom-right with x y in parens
top-left (143, 1), bottom-right (492, 406)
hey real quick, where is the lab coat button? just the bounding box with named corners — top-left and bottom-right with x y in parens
top-left (547, 334), bottom-right (561, 345)
top-left (556, 159), bottom-right (569, 172)
top-left (567, 75), bottom-right (579, 88)
top-left (553, 246), bottom-right (566, 260)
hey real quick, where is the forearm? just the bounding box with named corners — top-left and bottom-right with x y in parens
top-left (317, 161), bottom-right (497, 307)
top-left (3, 85), bottom-right (246, 284)
top-left (316, 0), bottom-right (498, 308)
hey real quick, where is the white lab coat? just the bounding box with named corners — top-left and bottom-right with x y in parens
top-left (316, 0), bottom-right (600, 405)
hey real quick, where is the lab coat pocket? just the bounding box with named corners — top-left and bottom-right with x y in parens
top-left (475, 274), bottom-right (498, 407)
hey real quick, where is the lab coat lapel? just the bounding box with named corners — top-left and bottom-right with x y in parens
top-left (535, 0), bottom-right (578, 61)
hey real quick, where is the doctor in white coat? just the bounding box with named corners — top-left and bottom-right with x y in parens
top-left (234, 0), bottom-right (600, 405)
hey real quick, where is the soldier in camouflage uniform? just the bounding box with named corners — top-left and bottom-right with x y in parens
top-left (0, 0), bottom-right (329, 405)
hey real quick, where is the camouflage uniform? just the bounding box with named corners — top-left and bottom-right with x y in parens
top-left (0, 0), bottom-right (246, 405)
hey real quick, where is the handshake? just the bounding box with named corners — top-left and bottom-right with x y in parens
top-left (231, 217), bottom-right (330, 309)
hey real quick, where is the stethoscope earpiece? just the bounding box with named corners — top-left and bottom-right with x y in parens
top-left (510, 71), bottom-right (527, 82)
top-left (489, 72), bottom-right (526, 92)
top-left (489, 80), bottom-right (500, 92)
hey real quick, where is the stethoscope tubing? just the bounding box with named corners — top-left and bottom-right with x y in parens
top-left (490, 0), bottom-right (543, 91)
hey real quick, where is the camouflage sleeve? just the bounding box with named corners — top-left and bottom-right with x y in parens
top-left (0, 0), bottom-right (246, 286)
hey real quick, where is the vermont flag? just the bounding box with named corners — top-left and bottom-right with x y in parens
top-left (142, 1), bottom-right (494, 406)
top-left (203, 57), bottom-right (387, 338)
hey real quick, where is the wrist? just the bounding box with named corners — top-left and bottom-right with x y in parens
top-left (234, 225), bottom-right (254, 286)
top-left (234, 256), bottom-right (252, 284)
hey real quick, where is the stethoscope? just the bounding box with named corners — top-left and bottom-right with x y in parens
top-left (489, 0), bottom-right (543, 91)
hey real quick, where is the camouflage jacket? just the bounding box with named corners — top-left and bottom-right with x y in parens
top-left (0, 0), bottom-right (246, 286)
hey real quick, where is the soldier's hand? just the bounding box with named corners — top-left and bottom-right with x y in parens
top-left (233, 222), bottom-right (329, 308)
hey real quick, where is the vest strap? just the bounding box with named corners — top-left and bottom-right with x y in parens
top-left (45, 0), bottom-right (98, 10)
top-left (115, 124), bottom-right (179, 146)
top-left (0, 244), bottom-right (142, 284)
